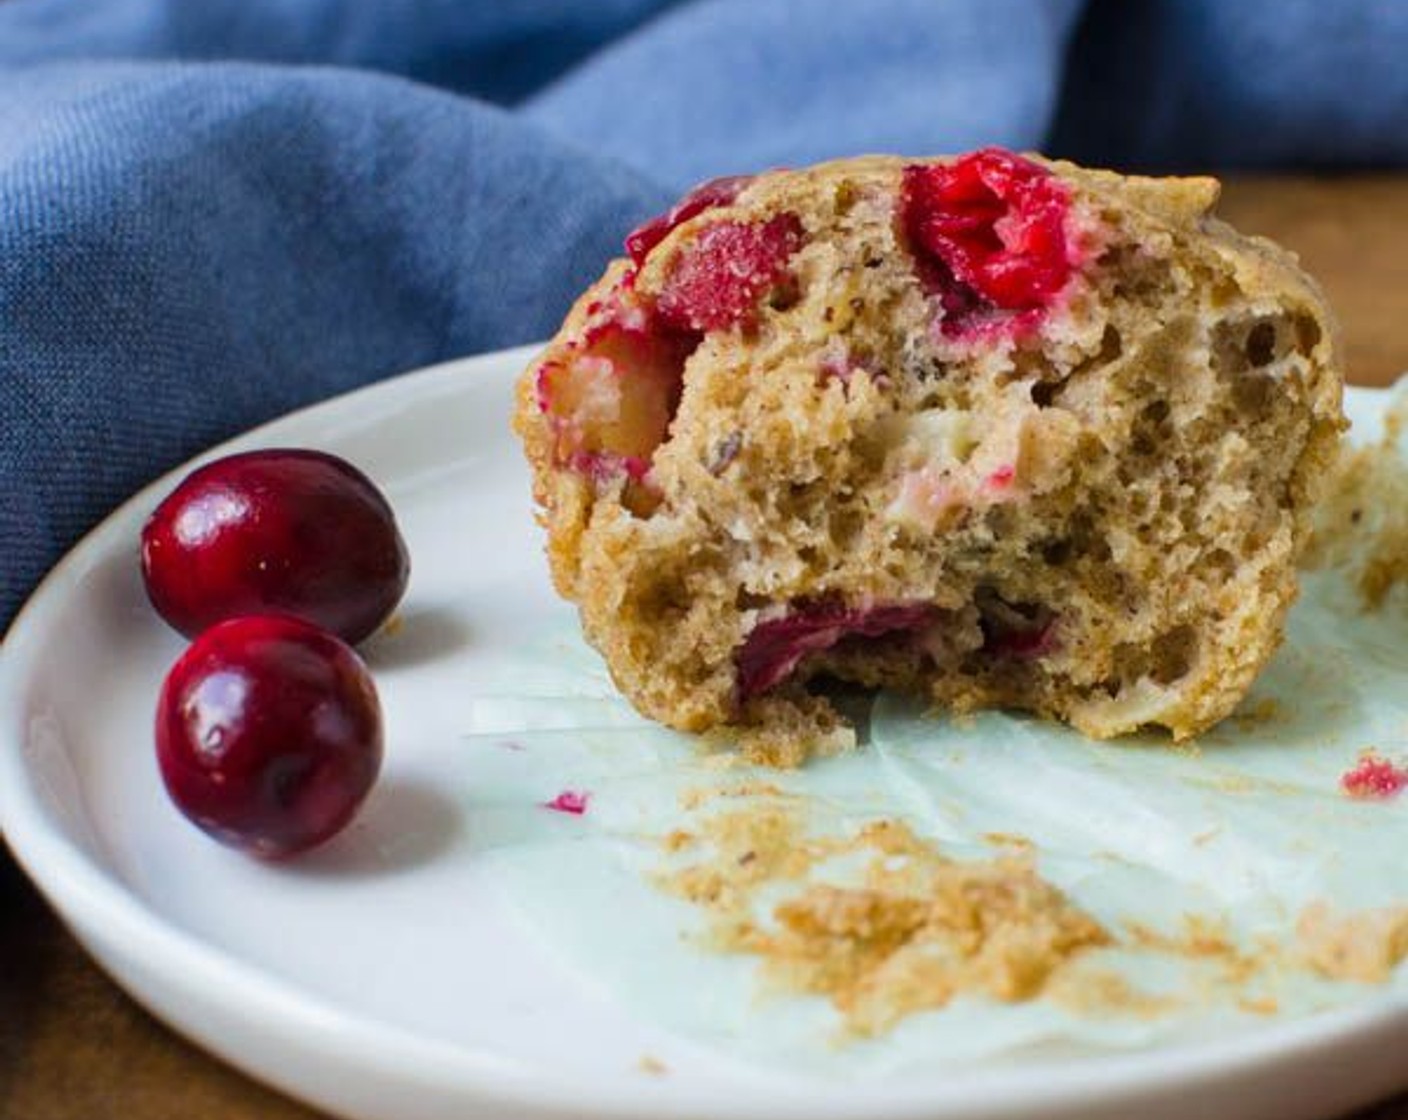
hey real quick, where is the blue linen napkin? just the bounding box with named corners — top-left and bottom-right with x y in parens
top-left (2, 0), bottom-right (1405, 630)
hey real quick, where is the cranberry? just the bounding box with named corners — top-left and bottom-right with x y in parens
top-left (155, 615), bottom-right (383, 857)
top-left (656, 214), bottom-right (805, 333)
top-left (624, 174), bottom-right (756, 265)
top-left (141, 449), bottom-right (409, 644)
top-left (1341, 756), bottom-right (1408, 800)
top-left (736, 601), bottom-right (937, 701)
top-left (543, 790), bottom-right (590, 815)
top-left (535, 317), bottom-right (691, 482)
top-left (900, 148), bottom-right (1073, 336)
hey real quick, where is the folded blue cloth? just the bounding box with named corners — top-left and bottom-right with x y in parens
top-left (3, 0), bottom-right (1405, 629)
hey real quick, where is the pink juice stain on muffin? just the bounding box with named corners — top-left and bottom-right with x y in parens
top-left (899, 148), bottom-right (1079, 338)
top-left (889, 467), bottom-right (964, 530)
top-left (984, 464), bottom-right (1017, 492)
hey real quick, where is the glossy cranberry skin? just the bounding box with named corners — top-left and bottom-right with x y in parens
top-left (155, 614), bottom-right (384, 858)
top-left (141, 449), bottom-right (409, 644)
top-left (900, 148), bottom-right (1074, 336)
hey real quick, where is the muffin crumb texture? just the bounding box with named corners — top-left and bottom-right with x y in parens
top-left (514, 149), bottom-right (1345, 763)
top-left (649, 790), bottom-right (1408, 1036)
top-left (653, 796), bottom-right (1110, 1036)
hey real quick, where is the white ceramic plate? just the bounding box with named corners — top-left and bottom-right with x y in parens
top-left (1, 346), bottom-right (1404, 1120)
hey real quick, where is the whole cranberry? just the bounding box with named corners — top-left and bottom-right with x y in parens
top-left (156, 614), bottom-right (384, 858)
top-left (141, 449), bottom-right (409, 644)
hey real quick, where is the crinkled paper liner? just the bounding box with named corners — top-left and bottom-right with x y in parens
top-left (452, 383), bottom-right (1407, 1076)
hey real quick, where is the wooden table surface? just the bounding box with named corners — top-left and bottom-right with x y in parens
top-left (2, 175), bottom-right (1406, 1120)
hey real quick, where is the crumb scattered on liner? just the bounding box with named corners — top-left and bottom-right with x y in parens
top-left (650, 786), bottom-right (1408, 1038)
top-left (1297, 901), bottom-right (1408, 983)
top-left (654, 790), bottom-right (1107, 1037)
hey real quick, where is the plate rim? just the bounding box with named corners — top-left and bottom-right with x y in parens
top-left (1, 352), bottom-right (1403, 1120)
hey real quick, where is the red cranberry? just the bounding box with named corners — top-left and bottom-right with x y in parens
top-left (900, 148), bottom-right (1073, 335)
top-left (543, 790), bottom-right (590, 815)
top-left (1341, 755), bottom-right (1408, 800)
top-left (141, 449), bottom-right (409, 644)
top-left (736, 601), bottom-right (937, 700)
top-left (155, 615), bottom-right (384, 857)
top-left (656, 214), bottom-right (805, 333)
top-left (624, 174), bottom-right (757, 265)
